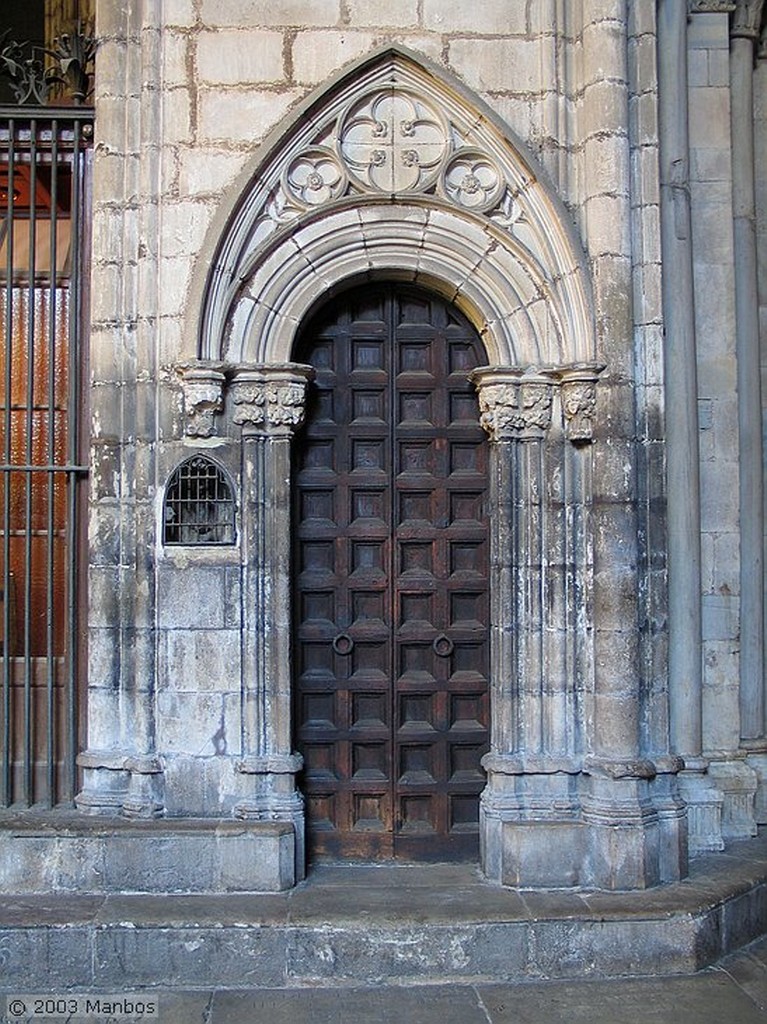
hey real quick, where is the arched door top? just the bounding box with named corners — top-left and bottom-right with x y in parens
top-left (192, 47), bottom-right (595, 371)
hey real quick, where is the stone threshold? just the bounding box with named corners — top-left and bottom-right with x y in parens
top-left (0, 823), bottom-right (765, 990)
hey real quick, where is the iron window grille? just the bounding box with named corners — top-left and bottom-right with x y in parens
top-left (163, 456), bottom-right (236, 546)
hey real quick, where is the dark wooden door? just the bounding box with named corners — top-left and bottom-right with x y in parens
top-left (293, 285), bottom-right (490, 861)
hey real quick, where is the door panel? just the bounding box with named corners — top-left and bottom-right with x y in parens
top-left (294, 285), bottom-right (489, 861)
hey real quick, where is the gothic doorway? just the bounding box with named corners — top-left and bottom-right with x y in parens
top-left (292, 283), bottom-right (490, 862)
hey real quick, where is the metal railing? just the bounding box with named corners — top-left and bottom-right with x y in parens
top-left (0, 107), bottom-right (92, 807)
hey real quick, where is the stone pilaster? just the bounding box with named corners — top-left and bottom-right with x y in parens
top-left (471, 366), bottom-right (586, 886)
top-left (227, 362), bottom-right (314, 881)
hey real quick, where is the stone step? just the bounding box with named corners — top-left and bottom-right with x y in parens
top-left (1, 831), bottom-right (766, 991)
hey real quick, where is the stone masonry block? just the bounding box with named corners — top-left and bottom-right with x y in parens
top-left (159, 628), bottom-right (242, 692)
top-left (292, 31), bottom-right (377, 85)
top-left (688, 49), bottom-right (709, 89)
top-left (583, 134), bottom-right (631, 201)
top-left (177, 150), bottom-right (248, 197)
top-left (160, 201), bottom-right (213, 259)
top-left (711, 532), bottom-right (740, 597)
top-left (702, 594), bottom-right (740, 642)
top-left (689, 87), bottom-right (731, 149)
top-left (347, 0), bottom-right (418, 27)
top-left (423, 0), bottom-right (528, 34)
top-left (198, 87), bottom-right (303, 143)
top-left (157, 565), bottom-right (229, 629)
top-left (700, 460), bottom-right (738, 533)
top-left (581, 19), bottom-right (627, 86)
top-left (95, 926), bottom-right (286, 986)
top-left (702, 642), bottom-right (740, 752)
top-left (200, 0), bottom-right (340, 27)
top-left (162, 88), bottom-right (192, 145)
top-left (448, 38), bottom-right (542, 95)
top-left (687, 11), bottom-right (730, 50)
top-left (95, 39), bottom-right (129, 97)
top-left (197, 30), bottom-right (285, 84)
top-left (582, 0), bottom-right (624, 24)
top-left (528, 917), bottom-right (695, 978)
top-left (691, 146), bottom-right (733, 183)
top-left (0, 927), bottom-right (95, 989)
top-left (157, 691), bottom-right (240, 755)
top-left (164, 0), bottom-right (196, 27)
top-left (161, 31), bottom-right (190, 87)
top-left (286, 923), bottom-right (528, 985)
top-left (158, 255), bottom-right (194, 318)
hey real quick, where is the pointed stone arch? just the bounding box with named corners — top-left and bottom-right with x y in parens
top-left (192, 46), bottom-right (595, 368)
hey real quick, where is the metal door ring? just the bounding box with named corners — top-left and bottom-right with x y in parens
top-left (433, 634), bottom-right (454, 657)
top-left (333, 633), bottom-right (354, 655)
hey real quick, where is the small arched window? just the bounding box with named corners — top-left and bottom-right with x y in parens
top-left (163, 456), bottom-right (236, 546)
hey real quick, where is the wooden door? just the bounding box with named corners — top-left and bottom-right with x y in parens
top-left (293, 285), bottom-right (490, 861)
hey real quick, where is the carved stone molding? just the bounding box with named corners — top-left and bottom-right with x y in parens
top-left (469, 367), bottom-right (557, 441)
top-left (227, 363), bottom-right (315, 436)
top-left (237, 753), bottom-right (304, 775)
top-left (177, 360), bottom-right (226, 437)
top-left (559, 363), bottom-right (605, 444)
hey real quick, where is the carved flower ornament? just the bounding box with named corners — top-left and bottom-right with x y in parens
top-left (284, 147), bottom-right (347, 206)
top-left (441, 151), bottom-right (504, 212)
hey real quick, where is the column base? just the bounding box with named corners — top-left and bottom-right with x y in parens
top-left (708, 759), bottom-right (757, 840)
top-left (234, 755), bottom-right (306, 881)
top-left (678, 766), bottom-right (725, 854)
top-left (744, 752), bottom-right (767, 824)
top-left (480, 761), bottom-right (687, 889)
top-left (75, 751), bottom-right (130, 816)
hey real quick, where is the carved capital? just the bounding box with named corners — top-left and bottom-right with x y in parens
top-left (469, 366), bottom-right (556, 441)
top-left (177, 361), bottom-right (226, 437)
top-left (688, 0), bottom-right (736, 13)
top-left (228, 363), bottom-right (315, 436)
top-left (559, 363), bottom-right (605, 444)
top-left (731, 0), bottom-right (765, 38)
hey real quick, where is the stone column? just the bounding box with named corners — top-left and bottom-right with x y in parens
top-left (656, 0), bottom-right (725, 852)
top-left (731, 0), bottom-right (767, 828)
top-left (226, 363), bottom-right (314, 881)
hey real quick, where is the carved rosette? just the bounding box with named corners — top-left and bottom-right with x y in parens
top-left (469, 368), bottom-right (556, 442)
top-left (177, 361), bottom-right (226, 437)
top-left (228, 363), bottom-right (315, 436)
top-left (283, 146), bottom-right (347, 207)
top-left (560, 364), bottom-right (605, 444)
top-left (440, 150), bottom-right (504, 212)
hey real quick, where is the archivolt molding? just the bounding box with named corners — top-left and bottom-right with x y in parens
top-left (197, 48), bottom-right (595, 369)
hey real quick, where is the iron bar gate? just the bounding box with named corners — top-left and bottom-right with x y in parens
top-left (0, 107), bottom-right (92, 808)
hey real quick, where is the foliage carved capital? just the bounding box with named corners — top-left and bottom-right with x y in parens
top-left (227, 363), bottom-right (315, 436)
top-left (177, 361), bottom-right (227, 438)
